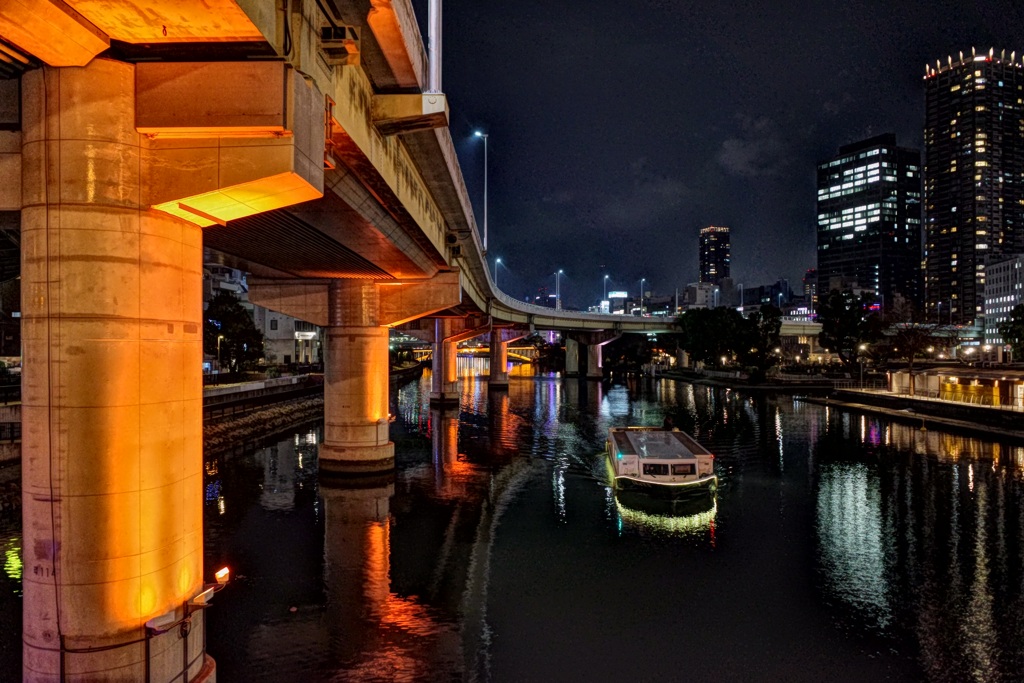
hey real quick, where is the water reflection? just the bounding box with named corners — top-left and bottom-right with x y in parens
top-left (148, 375), bottom-right (1024, 681)
top-left (814, 408), bottom-right (1024, 682)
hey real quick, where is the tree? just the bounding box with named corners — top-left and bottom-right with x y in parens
top-left (738, 304), bottom-right (782, 382)
top-left (675, 307), bottom-right (746, 367)
top-left (881, 298), bottom-right (942, 396)
top-left (817, 289), bottom-right (879, 366)
top-left (204, 292), bottom-right (264, 372)
top-left (998, 304), bottom-right (1024, 362)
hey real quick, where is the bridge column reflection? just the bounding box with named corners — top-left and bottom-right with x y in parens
top-left (320, 479), bottom-right (395, 668)
top-left (20, 61), bottom-right (209, 681)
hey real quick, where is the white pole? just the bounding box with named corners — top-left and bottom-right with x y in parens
top-left (483, 133), bottom-right (488, 253)
top-left (428, 0), bottom-right (442, 93)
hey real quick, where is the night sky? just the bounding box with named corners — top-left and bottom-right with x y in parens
top-left (412, 1), bottom-right (1024, 308)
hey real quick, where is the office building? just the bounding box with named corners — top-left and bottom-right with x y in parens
top-left (924, 48), bottom-right (1024, 324)
top-left (983, 254), bottom-right (1024, 344)
top-left (699, 226), bottom-right (731, 286)
top-left (816, 134), bottom-right (922, 309)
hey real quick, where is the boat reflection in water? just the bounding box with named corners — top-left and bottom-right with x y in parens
top-left (612, 488), bottom-right (718, 540)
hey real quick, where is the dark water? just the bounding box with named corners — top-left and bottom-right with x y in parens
top-left (3, 360), bottom-right (1024, 681)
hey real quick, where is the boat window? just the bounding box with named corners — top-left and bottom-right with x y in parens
top-left (672, 464), bottom-right (695, 476)
top-left (643, 463), bottom-right (669, 476)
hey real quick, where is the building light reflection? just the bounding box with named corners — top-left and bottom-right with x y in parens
top-left (3, 536), bottom-right (20, 586)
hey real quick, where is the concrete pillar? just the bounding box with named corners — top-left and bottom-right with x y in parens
top-left (488, 330), bottom-right (509, 389)
top-left (565, 337), bottom-right (580, 377)
top-left (21, 60), bottom-right (209, 681)
top-left (586, 343), bottom-right (604, 380)
top-left (321, 280), bottom-right (394, 475)
top-left (429, 318), bottom-right (459, 406)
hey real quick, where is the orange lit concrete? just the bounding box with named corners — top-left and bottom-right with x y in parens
top-left (21, 60), bottom-right (208, 681)
top-left (429, 319), bottom-right (460, 406)
top-left (0, 0), bottom-right (109, 67)
top-left (321, 280), bottom-right (394, 475)
top-left (487, 329), bottom-right (526, 389)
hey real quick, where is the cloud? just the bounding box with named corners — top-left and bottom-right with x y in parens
top-left (594, 157), bottom-right (690, 228)
top-left (716, 116), bottom-right (788, 178)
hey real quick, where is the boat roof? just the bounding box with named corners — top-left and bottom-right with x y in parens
top-left (611, 429), bottom-right (711, 460)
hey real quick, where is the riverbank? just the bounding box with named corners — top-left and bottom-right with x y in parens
top-left (800, 389), bottom-right (1024, 443)
top-left (656, 369), bottom-right (1024, 442)
top-left (204, 396), bottom-right (324, 454)
top-left (657, 369), bottom-right (835, 392)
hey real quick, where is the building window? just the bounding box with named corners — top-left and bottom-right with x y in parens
top-left (270, 319), bottom-right (278, 331)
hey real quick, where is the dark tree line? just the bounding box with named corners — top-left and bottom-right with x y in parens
top-left (673, 304), bottom-right (783, 382)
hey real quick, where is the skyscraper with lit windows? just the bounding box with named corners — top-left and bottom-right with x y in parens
top-left (923, 48), bottom-right (1024, 324)
top-left (698, 226), bottom-right (730, 286)
top-left (816, 134), bottom-right (922, 308)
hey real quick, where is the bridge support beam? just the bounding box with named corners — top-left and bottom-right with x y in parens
top-left (488, 329), bottom-right (526, 389)
top-left (586, 343), bottom-right (605, 380)
top-left (565, 337), bottom-right (581, 378)
top-left (321, 280), bottom-right (394, 475)
top-left (565, 331), bottom-right (620, 381)
top-left (21, 60), bottom-right (210, 682)
top-left (430, 319), bottom-right (460, 406)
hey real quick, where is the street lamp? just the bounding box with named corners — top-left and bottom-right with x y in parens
top-left (493, 257), bottom-right (501, 287)
top-left (603, 274), bottom-right (609, 301)
top-left (640, 278), bottom-right (646, 316)
top-left (555, 269), bottom-right (563, 310)
top-left (473, 130), bottom-right (489, 253)
top-left (858, 343), bottom-right (867, 387)
top-left (217, 334), bottom-right (225, 369)
top-left (777, 292), bottom-right (783, 310)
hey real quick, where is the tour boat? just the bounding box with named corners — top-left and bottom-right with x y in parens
top-left (606, 426), bottom-right (717, 493)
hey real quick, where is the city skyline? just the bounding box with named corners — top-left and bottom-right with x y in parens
top-left (429, 0), bottom-right (1024, 308)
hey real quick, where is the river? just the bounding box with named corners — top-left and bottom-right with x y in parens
top-left (2, 359), bottom-right (1024, 681)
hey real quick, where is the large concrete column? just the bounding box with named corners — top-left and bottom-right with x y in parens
top-left (565, 337), bottom-right (580, 377)
top-left (586, 343), bottom-right (605, 380)
top-left (21, 60), bottom-right (209, 681)
top-left (429, 318), bottom-right (459, 406)
top-left (488, 331), bottom-right (510, 389)
top-left (321, 280), bottom-right (394, 475)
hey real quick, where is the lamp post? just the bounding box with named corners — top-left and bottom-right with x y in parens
top-left (603, 274), bottom-right (609, 301)
top-left (555, 269), bottom-right (563, 310)
top-left (217, 334), bottom-right (225, 370)
top-left (639, 278), bottom-right (645, 316)
top-left (473, 130), bottom-right (489, 253)
top-left (777, 292), bottom-right (783, 311)
top-left (858, 343), bottom-right (867, 387)
top-left (493, 257), bottom-right (501, 287)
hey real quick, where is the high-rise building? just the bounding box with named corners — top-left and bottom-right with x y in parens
top-left (924, 48), bottom-right (1024, 324)
top-left (983, 255), bottom-right (1024, 344)
top-left (699, 226), bottom-right (730, 286)
top-left (803, 267), bottom-right (817, 309)
top-left (816, 134), bottom-right (922, 310)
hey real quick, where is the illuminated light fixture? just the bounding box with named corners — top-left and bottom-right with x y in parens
top-left (189, 586), bottom-right (216, 607)
top-left (215, 567), bottom-right (230, 585)
top-left (145, 610), bottom-right (178, 634)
